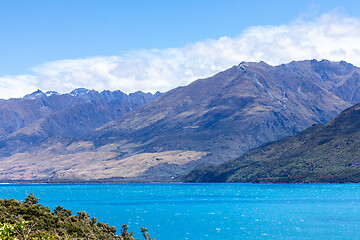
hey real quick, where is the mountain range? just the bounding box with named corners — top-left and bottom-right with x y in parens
top-left (0, 89), bottom-right (160, 158)
top-left (0, 59), bottom-right (359, 182)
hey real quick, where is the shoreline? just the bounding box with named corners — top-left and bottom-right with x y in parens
top-left (0, 179), bottom-right (183, 184)
top-left (1, 180), bottom-right (359, 184)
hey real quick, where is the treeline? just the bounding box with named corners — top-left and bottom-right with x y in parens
top-left (0, 193), bottom-right (154, 240)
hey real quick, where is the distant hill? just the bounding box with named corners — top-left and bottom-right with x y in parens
top-left (184, 102), bottom-right (360, 183)
top-left (0, 59), bottom-right (360, 182)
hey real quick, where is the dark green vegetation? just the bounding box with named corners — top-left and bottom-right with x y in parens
top-left (184, 102), bottom-right (360, 183)
top-left (0, 194), bottom-right (154, 240)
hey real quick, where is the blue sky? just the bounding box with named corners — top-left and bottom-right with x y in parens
top-left (1, 0), bottom-right (360, 98)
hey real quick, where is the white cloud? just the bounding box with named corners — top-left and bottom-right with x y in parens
top-left (1, 12), bottom-right (360, 99)
top-left (0, 75), bottom-right (39, 99)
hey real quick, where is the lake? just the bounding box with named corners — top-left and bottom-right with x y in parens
top-left (1, 183), bottom-right (360, 239)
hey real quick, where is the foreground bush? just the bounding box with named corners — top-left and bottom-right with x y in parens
top-left (0, 193), bottom-right (154, 240)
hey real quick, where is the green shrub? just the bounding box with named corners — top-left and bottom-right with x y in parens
top-left (0, 194), bottom-right (155, 240)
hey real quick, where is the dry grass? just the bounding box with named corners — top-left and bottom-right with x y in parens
top-left (0, 148), bottom-right (207, 181)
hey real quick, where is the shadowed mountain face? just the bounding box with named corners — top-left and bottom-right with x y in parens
top-left (0, 60), bottom-right (359, 182)
top-left (184, 102), bottom-right (360, 183)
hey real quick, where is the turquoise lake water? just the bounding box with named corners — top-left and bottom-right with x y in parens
top-left (1, 183), bottom-right (360, 239)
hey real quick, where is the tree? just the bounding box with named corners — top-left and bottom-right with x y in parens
top-left (24, 193), bottom-right (39, 205)
top-left (121, 224), bottom-right (134, 240)
top-left (54, 206), bottom-right (71, 217)
top-left (141, 227), bottom-right (155, 240)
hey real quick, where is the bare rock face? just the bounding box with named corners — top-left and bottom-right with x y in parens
top-left (0, 59), bottom-right (359, 182)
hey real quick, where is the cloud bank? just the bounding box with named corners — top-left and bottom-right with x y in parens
top-left (2, 12), bottom-right (360, 99)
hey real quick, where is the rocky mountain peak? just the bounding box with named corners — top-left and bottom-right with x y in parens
top-left (23, 89), bottom-right (46, 99)
top-left (69, 88), bottom-right (90, 96)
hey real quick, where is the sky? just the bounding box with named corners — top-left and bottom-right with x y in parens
top-left (1, 0), bottom-right (360, 98)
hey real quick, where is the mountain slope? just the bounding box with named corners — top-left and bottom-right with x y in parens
top-left (0, 89), bottom-right (160, 157)
top-left (80, 60), bottom-right (352, 177)
top-left (0, 59), bottom-right (359, 182)
top-left (0, 94), bottom-right (87, 139)
top-left (184, 102), bottom-right (360, 183)
top-left (287, 60), bottom-right (360, 104)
